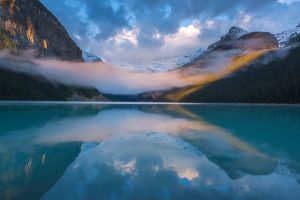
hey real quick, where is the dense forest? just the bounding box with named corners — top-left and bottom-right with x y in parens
top-left (0, 67), bottom-right (101, 100)
top-left (166, 45), bottom-right (300, 103)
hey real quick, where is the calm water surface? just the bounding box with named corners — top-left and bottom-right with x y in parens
top-left (0, 103), bottom-right (300, 200)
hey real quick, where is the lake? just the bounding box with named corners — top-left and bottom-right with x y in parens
top-left (0, 102), bottom-right (300, 200)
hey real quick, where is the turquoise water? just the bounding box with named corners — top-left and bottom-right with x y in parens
top-left (0, 103), bottom-right (300, 200)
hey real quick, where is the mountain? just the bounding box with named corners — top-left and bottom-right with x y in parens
top-left (0, 0), bottom-right (82, 60)
top-left (287, 31), bottom-right (300, 45)
top-left (146, 25), bottom-right (300, 103)
top-left (0, 0), bottom-right (108, 101)
top-left (111, 56), bottom-right (178, 73)
top-left (275, 23), bottom-right (300, 47)
top-left (176, 45), bottom-right (300, 103)
top-left (207, 26), bottom-right (248, 51)
top-left (179, 28), bottom-right (278, 73)
top-left (110, 27), bottom-right (280, 102)
top-left (111, 49), bottom-right (204, 73)
top-left (156, 25), bottom-right (300, 103)
top-left (176, 48), bottom-right (204, 66)
top-left (82, 51), bottom-right (103, 62)
top-left (0, 57), bottom-right (107, 101)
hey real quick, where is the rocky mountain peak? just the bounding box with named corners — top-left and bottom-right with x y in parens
top-left (207, 26), bottom-right (248, 51)
top-left (0, 0), bottom-right (83, 61)
top-left (228, 26), bottom-right (248, 36)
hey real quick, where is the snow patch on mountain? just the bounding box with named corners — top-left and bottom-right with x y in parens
top-left (111, 56), bottom-right (179, 73)
top-left (82, 51), bottom-right (103, 62)
top-left (111, 49), bottom-right (204, 73)
top-left (176, 48), bottom-right (204, 66)
top-left (275, 24), bottom-right (300, 47)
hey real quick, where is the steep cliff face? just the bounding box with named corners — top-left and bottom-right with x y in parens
top-left (0, 0), bottom-right (108, 101)
top-left (0, 0), bottom-right (82, 61)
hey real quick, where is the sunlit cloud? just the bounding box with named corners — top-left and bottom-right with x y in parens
top-left (40, 0), bottom-right (300, 62)
top-left (162, 21), bottom-right (202, 52)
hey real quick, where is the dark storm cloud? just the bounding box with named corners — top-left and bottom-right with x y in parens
top-left (41, 0), bottom-right (275, 45)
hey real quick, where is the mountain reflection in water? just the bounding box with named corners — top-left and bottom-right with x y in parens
top-left (0, 103), bottom-right (299, 200)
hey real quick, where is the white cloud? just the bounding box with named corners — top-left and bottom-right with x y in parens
top-left (240, 11), bottom-right (253, 25)
top-left (162, 21), bottom-right (202, 53)
top-left (111, 28), bottom-right (139, 47)
top-left (277, 0), bottom-right (300, 4)
top-left (97, 21), bottom-right (204, 62)
top-left (74, 34), bottom-right (82, 41)
top-left (205, 20), bottom-right (216, 29)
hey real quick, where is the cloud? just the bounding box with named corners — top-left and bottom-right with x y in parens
top-left (41, 132), bottom-right (300, 200)
top-left (40, 0), bottom-right (299, 61)
top-left (113, 28), bottom-right (139, 47)
top-left (277, 0), bottom-right (300, 4)
top-left (162, 21), bottom-right (201, 53)
top-left (2, 38), bottom-right (288, 96)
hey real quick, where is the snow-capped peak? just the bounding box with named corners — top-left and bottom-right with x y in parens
top-left (82, 51), bottom-right (103, 62)
top-left (226, 26), bottom-right (248, 38)
top-left (207, 26), bottom-right (248, 51)
top-left (275, 23), bottom-right (300, 47)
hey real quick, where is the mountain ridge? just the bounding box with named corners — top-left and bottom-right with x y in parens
top-left (0, 0), bottom-right (107, 101)
top-left (127, 24), bottom-right (299, 103)
top-left (0, 0), bottom-right (83, 60)
top-left (275, 23), bottom-right (300, 47)
top-left (155, 25), bottom-right (299, 103)
top-left (207, 26), bottom-right (248, 51)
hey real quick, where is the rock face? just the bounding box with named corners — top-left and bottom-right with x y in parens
top-left (207, 26), bottom-right (248, 51)
top-left (207, 29), bottom-right (278, 52)
top-left (199, 27), bottom-right (278, 57)
top-left (233, 32), bottom-right (278, 51)
top-left (0, 0), bottom-right (83, 61)
top-left (181, 29), bottom-right (278, 71)
top-left (0, 0), bottom-right (107, 101)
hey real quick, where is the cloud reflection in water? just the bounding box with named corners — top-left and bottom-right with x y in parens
top-left (43, 133), bottom-right (300, 200)
top-left (1, 104), bottom-right (300, 200)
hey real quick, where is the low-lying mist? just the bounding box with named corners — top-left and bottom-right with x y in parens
top-left (0, 50), bottom-right (226, 95)
top-left (0, 44), bottom-right (289, 95)
top-left (0, 51), bottom-right (193, 95)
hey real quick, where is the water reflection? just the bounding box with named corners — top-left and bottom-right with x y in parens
top-left (43, 133), bottom-right (300, 200)
top-left (0, 103), bottom-right (299, 200)
top-left (0, 142), bottom-right (81, 200)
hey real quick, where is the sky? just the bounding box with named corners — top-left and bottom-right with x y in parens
top-left (40, 0), bottom-right (300, 61)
